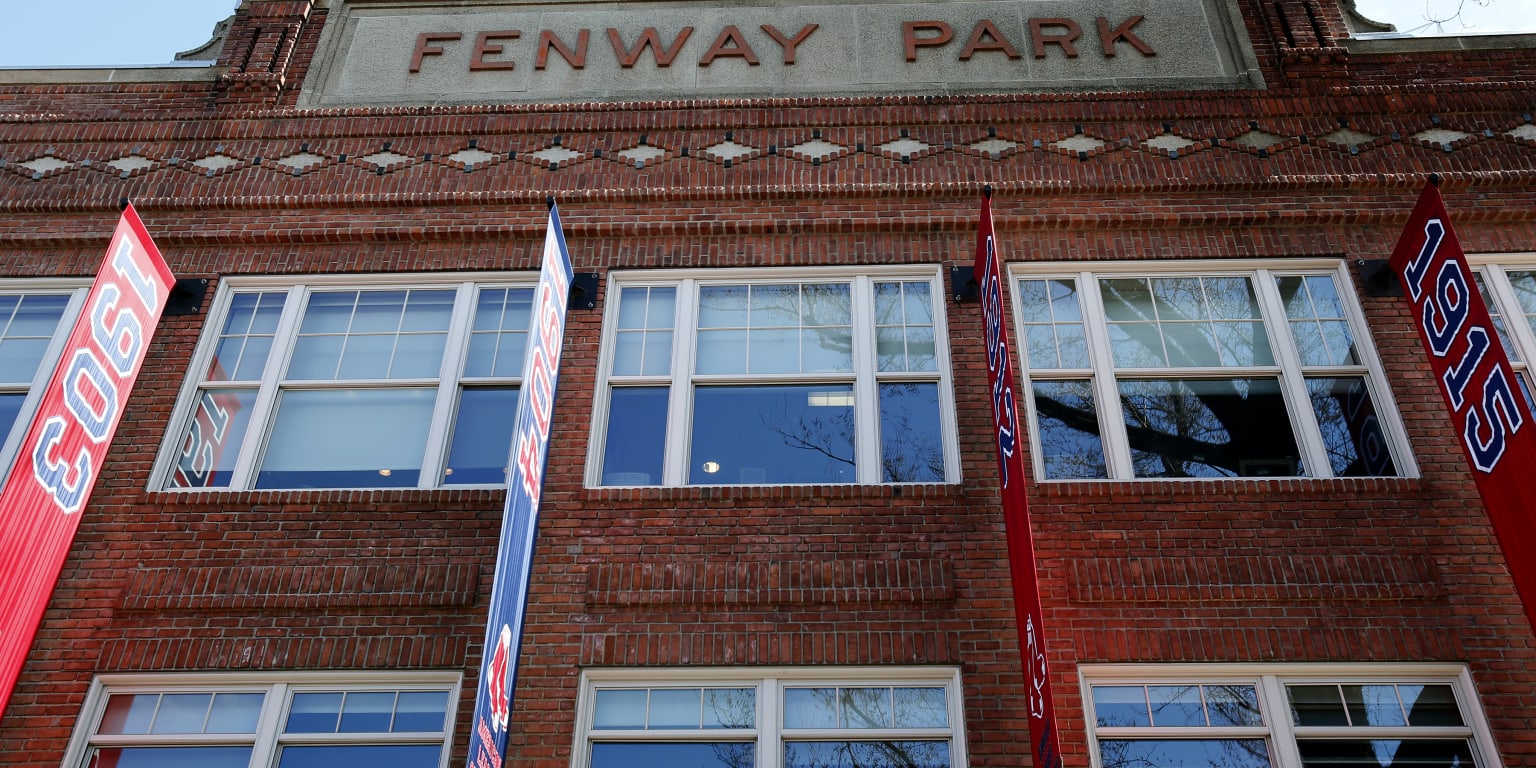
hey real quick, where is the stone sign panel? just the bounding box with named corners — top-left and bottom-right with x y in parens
top-left (299, 0), bottom-right (1262, 106)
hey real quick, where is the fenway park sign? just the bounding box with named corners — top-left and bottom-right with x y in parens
top-left (300, 0), bottom-right (1261, 106)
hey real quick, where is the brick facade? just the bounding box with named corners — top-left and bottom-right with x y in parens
top-left (2, 0), bottom-right (1536, 766)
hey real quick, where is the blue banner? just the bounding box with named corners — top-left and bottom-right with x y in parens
top-left (469, 204), bottom-right (573, 768)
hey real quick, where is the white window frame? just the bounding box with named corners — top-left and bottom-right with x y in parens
top-left (1467, 253), bottom-right (1536, 395)
top-left (150, 271), bottom-right (536, 491)
top-left (0, 279), bottom-right (90, 488)
top-left (60, 670), bottom-right (462, 768)
top-left (586, 266), bottom-right (961, 487)
top-left (571, 666), bottom-right (969, 768)
top-left (1079, 663), bottom-right (1501, 768)
top-left (1009, 259), bottom-right (1417, 481)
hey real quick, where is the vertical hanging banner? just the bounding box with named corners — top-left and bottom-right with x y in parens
top-left (974, 189), bottom-right (1063, 768)
top-left (0, 203), bottom-right (174, 713)
top-left (470, 202), bottom-right (573, 768)
top-left (1390, 181), bottom-right (1536, 627)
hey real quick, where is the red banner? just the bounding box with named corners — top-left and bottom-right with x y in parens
top-left (974, 191), bottom-right (1062, 768)
top-left (0, 204), bottom-right (174, 714)
top-left (1390, 182), bottom-right (1536, 627)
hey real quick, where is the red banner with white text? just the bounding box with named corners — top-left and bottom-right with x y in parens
top-left (1390, 182), bottom-right (1536, 627)
top-left (0, 204), bottom-right (174, 714)
top-left (974, 191), bottom-right (1063, 768)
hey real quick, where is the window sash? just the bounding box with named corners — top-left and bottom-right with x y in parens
top-left (154, 276), bottom-right (531, 491)
top-left (1011, 261), bottom-right (1412, 481)
top-left (0, 284), bottom-right (90, 488)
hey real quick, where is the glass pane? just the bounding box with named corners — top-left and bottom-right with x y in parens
top-left (594, 689), bottom-right (648, 730)
top-left (650, 689), bottom-right (702, 728)
top-left (600, 387), bottom-right (668, 486)
top-left (87, 747), bottom-right (253, 768)
top-left (351, 291), bottom-right (408, 333)
top-left (98, 693), bottom-right (160, 735)
top-left (444, 386), bottom-right (518, 485)
top-left (1119, 378), bottom-right (1303, 478)
top-left (1147, 686), bottom-right (1204, 727)
top-left (391, 333), bottom-right (448, 379)
top-left (168, 389), bottom-right (258, 489)
top-left (0, 338), bottom-right (50, 382)
top-left (339, 691), bottom-right (397, 733)
top-left (613, 330), bottom-right (646, 376)
top-left (1163, 323), bottom-right (1222, 367)
top-left (1342, 685), bottom-right (1404, 727)
top-left (0, 394), bottom-right (20, 443)
top-left (751, 284), bottom-right (801, 327)
top-left (805, 283), bottom-right (852, 327)
top-left (1307, 377), bottom-right (1399, 477)
top-left (1289, 685), bottom-right (1348, 726)
top-left (690, 385), bottom-right (855, 485)
top-left (1019, 279), bottom-right (1088, 370)
top-left (4, 293), bottom-right (69, 336)
top-left (1296, 739), bottom-right (1474, 768)
top-left (256, 389), bottom-right (433, 489)
top-left (300, 291), bottom-right (357, 334)
top-left (703, 688), bottom-right (756, 729)
top-left (336, 334), bottom-right (395, 380)
top-left (699, 285), bottom-right (749, 328)
top-left (874, 282), bottom-right (937, 373)
top-left (1032, 380), bottom-right (1108, 480)
top-left (785, 688), bottom-right (838, 729)
top-left (893, 687), bottom-right (948, 728)
top-left (277, 745), bottom-right (443, 768)
top-left (879, 382), bottom-right (945, 483)
top-left (785, 741), bottom-right (950, 768)
top-left (697, 329), bottom-right (748, 375)
top-left (1152, 277), bottom-right (1211, 320)
top-left (402, 290), bottom-right (454, 332)
top-left (492, 333), bottom-right (529, 379)
top-left (1101, 279), bottom-right (1155, 322)
top-left (1092, 686), bottom-right (1150, 727)
top-left (1098, 740), bottom-right (1269, 768)
top-left (749, 328), bottom-right (799, 374)
top-left (394, 690), bottom-right (450, 732)
top-left (1205, 686), bottom-right (1263, 727)
top-left (1107, 322), bottom-right (1168, 368)
top-left (287, 334), bottom-right (345, 380)
top-left (150, 693), bottom-right (212, 734)
top-left (841, 688), bottom-right (893, 728)
top-left (591, 743), bottom-right (754, 768)
top-left (804, 327), bottom-right (854, 373)
top-left (286, 692), bottom-right (344, 733)
top-left (1400, 685), bottom-right (1463, 727)
top-left (206, 692), bottom-right (265, 733)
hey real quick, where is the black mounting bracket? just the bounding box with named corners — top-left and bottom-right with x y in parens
top-left (950, 265), bottom-right (979, 303)
top-left (164, 278), bottom-right (210, 316)
top-left (568, 272), bottom-right (600, 311)
top-left (1356, 259), bottom-right (1398, 298)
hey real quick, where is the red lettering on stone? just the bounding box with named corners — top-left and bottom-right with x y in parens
top-left (1030, 18), bottom-right (1081, 59)
top-left (700, 25), bottom-right (761, 66)
top-left (536, 29), bottom-right (589, 70)
top-left (409, 32), bottom-right (461, 73)
top-left (960, 19), bottom-right (1021, 60)
top-left (903, 21), bottom-right (953, 61)
top-left (759, 23), bottom-right (818, 65)
top-left (1097, 16), bottom-right (1155, 57)
top-left (607, 27), bottom-right (695, 67)
top-left (471, 30), bottom-right (520, 71)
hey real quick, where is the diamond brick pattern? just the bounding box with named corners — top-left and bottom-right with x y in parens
top-left (275, 152), bottom-right (326, 171)
top-left (1146, 133), bottom-right (1198, 153)
top-left (447, 148), bottom-right (497, 166)
top-left (106, 155), bottom-right (155, 174)
top-left (1319, 127), bottom-right (1377, 147)
top-left (19, 157), bottom-right (73, 174)
top-left (1055, 135), bottom-right (1107, 153)
top-left (703, 140), bottom-right (756, 163)
top-left (1412, 128), bottom-right (1473, 147)
top-left (879, 138), bottom-right (929, 157)
top-left (529, 146), bottom-right (583, 165)
top-left (970, 138), bottom-right (1016, 156)
top-left (785, 139), bottom-right (844, 161)
top-left (191, 154), bottom-right (239, 172)
top-left (1511, 124), bottom-right (1536, 141)
top-left (1233, 130), bottom-right (1285, 151)
top-left (359, 150), bottom-right (412, 167)
top-left (617, 145), bottom-right (666, 164)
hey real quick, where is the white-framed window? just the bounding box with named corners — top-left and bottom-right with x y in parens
top-left (1467, 254), bottom-right (1536, 407)
top-left (61, 671), bottom-right (461, 768)
top-left (1081, 663), bottom-right (1500, 768)
top-left (589, 267), bottom-right (959, 487)
top-left (1011, 260), bottom-right (1414, 480)
top-left (572, 667), bottom-right (968, 768)
top-left (0, 280), bottom-right (89, 483)
top-left (153, 273), bottom-right (537, 491)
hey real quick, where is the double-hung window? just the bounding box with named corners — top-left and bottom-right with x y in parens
top-left (156, 274), bottom-right (534, 490)
top-left (1082, 664), bottom-right (1499, 768)
top-left (1013, 261), bottom-right (1411, 480)
top-left (574, 667), bottom-right (967, 768)
top-left (592, 267), bottom-right (957, 486)
top-left (1468, 254), bottom-right (1536, 407)
top-left (63, 672), bottom-right (459, 768)
top-left (0, 282), bottom-right (87, 479)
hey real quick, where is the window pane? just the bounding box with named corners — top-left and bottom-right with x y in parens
top-left (256, 389), bottom-right (433, 489)
top-left (1296, 739), bottom-right (1474, 768)
top-left (784, 688), bottom-right (838, 729)
top-left (1092, 686), bottom-right (1150, 727)
top-left (287, 692), bottom-right (344, 733)
top-left (699, 285), bottom-right (749, 328)
top-left (1147, 686), bottom-right (1205, 727)
top-left (804, 283), bottom-right (853, 327)
top-left (0, 337), bottom-right (50, 383)
top-left (98, 693), bottom-right (160, 735)
top-left (277, 745), bottom-right (443, 768)
top-left (785, 741), bottom-right (950, 768)
top-left (209, 292), bottom-right (285, 381)
top-left (1307, 377), bottom-right (1398, 477)
top-left (703, 688), bottom-right (756, 729)
top-left (879, 383), bottom-right (944, 483)
top-left (1344, 685), bottom-right (1405, 727)
top-left (697, 329), bottom-right (748, 375)
top-left (443, 386), bottom-right (518, 485)
top-left (1277, 275), bottom-right (1359, 367)
top-left (600, 387), bottom-right (668, 486)
top-left (841, 688), bottom-right (894, 728)
top-left (150, 694), bottom-right (212, 734)
top-left (1289, 685), bottom-right (1348, 726)
top-left (1205, 686), bottom-right (1263, 727)
top-left (1105, 277), bottom-right (1272, 369)
top-left (690, 385), bottom-right (855, 485)
top-left (1, 394), bottom-right (25, 450)
top-left (394, 690), bottom-right (450, 733)
top-left (206, 692), bottom-right (265, 733)
top-left (1098, 740), bottom-right (1269, 768)
top-left (1119, 378), bottom-right (1302, 478)
top-left (591, 743), bottom-right (754, 768)
top-left (650, 689), bottom-right (702, 728)
top-left (1032, 380), bottom-right (1108, 480)
top-left (168, 389), bottom-right (258, 489)
top-left (751, 284), bottom-right (801, 327)
top-left (467, 287), bottom-right (534, 378)
top-left (1101, 278), bottom-right (1156, 322)
top-left (3, 293), bottom-right (69, 336)
top-left (874, 282), bottom-right (937, 373)
top-left (1400, 685), bottom-right (1464, 727)
top-left (893, 687), bottom-right (948, 729)
top-left (88, 747), bottom-right (253, 768)
top-left (594, 689), bottom-right (648, 730)
top-left (339, 691), bottom-right (397, 732)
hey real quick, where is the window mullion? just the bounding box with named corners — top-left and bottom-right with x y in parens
top-left (1255, 270), bottom-right (1331, 478)
top-left (1257, 676), bottom-right (1302, 768)
top-left (249, 682), bottom-right (287, 768)
top-left (664, 279), bottom-right (699, 486)
top-left (1484, 266), bottom-right (1536, 374)
top-left (851, 276), bottom-right (881, 484)
top-left (418, 283), bottom-right (476, 489)
top-left (761, 678), bottom-right (782, 768)
top-left (1075, 272), bottom-right (1133, 479)
top-left (231, 286), bottom-right (307, 490)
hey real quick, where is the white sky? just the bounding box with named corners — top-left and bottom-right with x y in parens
top-left (0, 0), bottom-right (1531, 68)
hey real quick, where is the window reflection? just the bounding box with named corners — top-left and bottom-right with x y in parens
top-left (1118, 378), bottom-right (1302, 478)
top-left (1306, 378), bottom-right (1397, 477)
top-left (1099, 739), bottom-right (1270, 768)
top-left (87, 746), bottom-right (253, 768)
top-left (784, 741), bottom-right (950, 768)
top-left (276, 744), bottom-right (443, 768)
top-left (1031, 380), bottom-right (1108, 479)
top-left (443, 387), bottom-right (519, 485)
top-left (878, 383), bottom-right (944, 483)
top-left (256, 389), bottom-right (434, 489)
top-left (690, 385), bottom-right (855, 485)
top-left (592, 743), bottom-right (755, 768)
top-left (1295, 739), bottom-right (1474, 768)
top-left (601, 387), bottom-right (669, 486)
